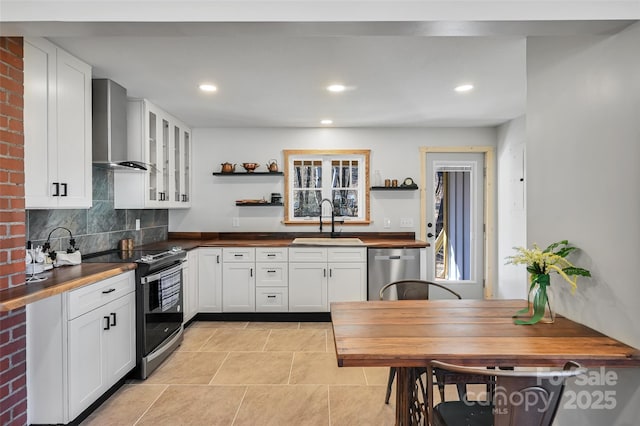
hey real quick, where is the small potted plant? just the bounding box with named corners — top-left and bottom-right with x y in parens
top-left (506, 240), bottom-right (591, 325)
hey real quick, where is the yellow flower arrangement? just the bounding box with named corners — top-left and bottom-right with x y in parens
top-left (506, 240), bottom-right (591, 293)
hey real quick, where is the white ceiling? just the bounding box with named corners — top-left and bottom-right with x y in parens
top-left (11, 20), bottom-right (633, 128)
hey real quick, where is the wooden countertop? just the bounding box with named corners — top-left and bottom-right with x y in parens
top-left (1, 233), bottom-right (425, 312)
top-left (0, 263), bottom-right (136, 312)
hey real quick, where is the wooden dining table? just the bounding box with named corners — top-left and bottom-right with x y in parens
top-left (330, 299), bottom-right (640, 426)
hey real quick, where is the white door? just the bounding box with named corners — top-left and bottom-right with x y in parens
top-left (222, 263), bottom-right (256, 312)
top-left (288, 263), bottom-right (328, 312)
top-left (425, 152), bottom-right (484, 299)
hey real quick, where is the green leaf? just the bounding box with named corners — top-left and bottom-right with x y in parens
top-left (562, 267), bottom-right (591, 277)
top-left (543, 240), bottom-right (568, 253)
top-left (554, 246), bottom-right (577, 258)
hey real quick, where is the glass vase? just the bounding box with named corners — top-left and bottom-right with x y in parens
top-left (513, 274), bottom-right (555, 325)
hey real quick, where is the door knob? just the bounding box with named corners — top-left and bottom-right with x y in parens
top-left (427, 232), bottom-right (434, 238)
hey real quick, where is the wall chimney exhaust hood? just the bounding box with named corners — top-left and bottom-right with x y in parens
top-left (92, 79), bottom-right (146, 171)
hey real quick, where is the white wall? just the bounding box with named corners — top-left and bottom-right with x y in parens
top-left (169, 127), bottom-right (497, 233)
top-left (527, 22), bottom-right (640, 425)
top-left (496, 115), bottom-right (527, 299)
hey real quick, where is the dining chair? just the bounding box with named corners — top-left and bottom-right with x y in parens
top-left (379, 280), bottom-right (477, 404)
top-left (427, 360), bottom-right (586, 426)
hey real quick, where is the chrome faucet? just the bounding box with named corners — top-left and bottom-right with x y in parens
top-left (319, 198), bottom-right (337, 237)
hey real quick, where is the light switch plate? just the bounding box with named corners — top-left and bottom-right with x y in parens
top-left (383, 218), bottom-right (391, 228)
top-left (135, 219), bottom-right (140, 230)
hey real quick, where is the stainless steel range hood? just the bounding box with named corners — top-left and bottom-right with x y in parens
top-left (92, 79), bottom-right (147, 171)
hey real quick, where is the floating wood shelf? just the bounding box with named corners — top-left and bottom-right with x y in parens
top-left (370, 186), bottom-right (418, 191)
top-left (235, 202), bottom-right (284, 207)
top-left (213, 172), bottom-right (284, 176)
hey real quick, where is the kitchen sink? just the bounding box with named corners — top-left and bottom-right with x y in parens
top-left (291, 237), bottom-right (364, 246)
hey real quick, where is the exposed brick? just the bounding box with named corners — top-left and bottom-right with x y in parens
top-left (7, 91), bottom-right (23, 107)
top-left (9, 373), bottom-right (25, 393)
top-left (0, 211), bottom-right (24, 223)
top-left (0, 328), bottom-right (9, 345)
top-left (8, 273), bottom-right (26, 288)
top-left (9, 199), bottom-right (24, 210)
top-left (8, 173), bottom-right (23, 185)
top-left (0, 312), bottom-right (25, 331)
top-left (0, 77), bottom-right (22, 98)
top-left (9, 249), bottom-right (25, 262)
top-left (0, 170), bottom-right (8, 182)
top-left (8, 144), bottom-right (24, 158)
top-left (0, 61), bottom-right (7, 77)
top-left (0, 382), bottom-right (8, 400)
top-left (0, 384), bottom-right (26, 413)
top-left (0, 50), bottom-right (22, 70)
top-left (0, 184), bottom-right (24, 198)
top-left (10, 349), bottom-right (25, 366)
top-left (0, 276), bottom-right (8, 291)
top-left (0, 158), bottom-right (23, 172)
top-left (0, 262), bottom-right (25, 276)
top-left (6, 67), bottom-right (24, 85)
top-left (0, 102), bottom-right (22, 120)
top-left (10, 325), bottom-right (25, 341)
top-left (0, 251), bottom-right (7, 263)
top-left (0, 359), bottom-right (25, 385)
top-left (0, 410), bottom-right (10, 425)
top-left (0, 130), bottom-right (23, 144)
top-left (9, 412), bottom-right (27, 426)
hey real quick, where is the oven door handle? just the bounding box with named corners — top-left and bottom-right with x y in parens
top-left (141, 262), bottom-right (183, 284)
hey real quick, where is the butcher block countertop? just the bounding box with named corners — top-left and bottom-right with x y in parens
top-left (0, 263), bottom-right (136, 312)
top-left (1, 232), bottom-right (425, 312)
top-left (164, 231), bottom-right (428, 250)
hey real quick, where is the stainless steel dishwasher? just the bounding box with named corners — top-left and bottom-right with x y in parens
top-left (367, 248), bottom-right (421, 300)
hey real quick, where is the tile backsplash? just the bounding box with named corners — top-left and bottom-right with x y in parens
top-left (26, 166), bottom-right (168, 254)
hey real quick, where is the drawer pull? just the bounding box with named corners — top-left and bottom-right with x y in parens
top-left (267, 295), bottom-right (276, 298)
top-left (102, 288), bottom-right (116, 294)
top-left (103, 316), bottom-right (110, 330)
top-left (267, 253), bottom-right (276, 257)
top-left (234, 254), bottom-right (243, 257)
top-left (267, 270), bottom-right (276, 273)
top-left (250, 268), bottom-right (253, 277)
top-left (110, 312), bottom-right (117, 327)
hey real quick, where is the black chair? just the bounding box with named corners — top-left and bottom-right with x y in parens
top-left (379, 280), bottom-right (474, 404)
top-left (428, 360), bottom-right (586, 426)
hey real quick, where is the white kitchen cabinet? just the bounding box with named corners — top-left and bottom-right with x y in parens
top-left (183, 249), bottom-right (199, 322)
top-left (197, 248), bottom-right (222, 312)
top-left (222, 248), bottom-right (256, 312)
top-left (255, 247), bottom-right (288, 312)
top-left (114, 99), bottom-right (191, 209)
top-left (67, 290), bottom-right (135, 418)
top-left (289, 247), bottom-right (366, 312)
top-left (27, 271), bottom-right (135, 425)
top-left (24, 37), bottom-right (92, 209)
top-left (288, 261), bottom-right (328, 312)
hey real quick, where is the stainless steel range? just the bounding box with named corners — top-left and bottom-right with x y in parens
top-left (84, 247), bottom-right (186, 379)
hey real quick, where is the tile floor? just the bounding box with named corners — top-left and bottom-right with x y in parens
top-left (82, 321), bottom-right (457, 425)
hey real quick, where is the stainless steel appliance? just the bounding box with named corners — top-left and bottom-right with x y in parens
top-left (367, 248), bottom-right (421, 300)
top-left (83, 247), bottom-right (186, 378)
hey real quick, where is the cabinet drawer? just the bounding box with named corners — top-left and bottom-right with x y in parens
top-left (328, 247), bottom-right (367, 262)
top-left (67, 271), bottom-right (135, 320)
top-left (289, 247), bottom-right (328, 262)
top-left (256, 247), bottom-right (288, 262)
top-left (256, 287), bottom-right (289, 312)
top-left (256, 263), bottom-right (288, 287)
top-left (222, 247), bottom-right (255, 262)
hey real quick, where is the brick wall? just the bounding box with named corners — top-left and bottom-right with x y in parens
top-left (0, 36), bottom-right (27, 426)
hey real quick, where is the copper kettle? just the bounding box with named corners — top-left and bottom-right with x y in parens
top-left (267, 159), bottom-right (279, 172)
top-left (220, 162), bottom-right (236, 173)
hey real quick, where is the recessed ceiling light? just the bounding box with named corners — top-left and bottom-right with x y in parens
top-left (199, 84), bottom-right (218, 92)
top-left (320, 119), bottom-right (333, 125)
top-left (454, 84), bottom-right (474, 92)
top-left (327, 84), bottom-right (346, 93)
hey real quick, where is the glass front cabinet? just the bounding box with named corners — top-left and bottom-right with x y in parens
top-left (114, 99), bottom-right (191, 209)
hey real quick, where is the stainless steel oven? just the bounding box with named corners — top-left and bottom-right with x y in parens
top-left (138, 260), bottom-right (184, 378)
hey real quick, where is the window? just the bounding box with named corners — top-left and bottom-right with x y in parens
top-left (283, 150), bottom-right (370, 225)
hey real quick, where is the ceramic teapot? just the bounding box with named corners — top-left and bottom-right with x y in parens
top-left (220, 162), bottom-right (236, 173)
top-left (267, 159), bottom-right (279, 172)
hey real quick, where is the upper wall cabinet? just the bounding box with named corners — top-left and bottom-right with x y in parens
top-left (114, 99), bottom-right (192, 209)
top-left (24, 37), bottom-right (92, 209)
